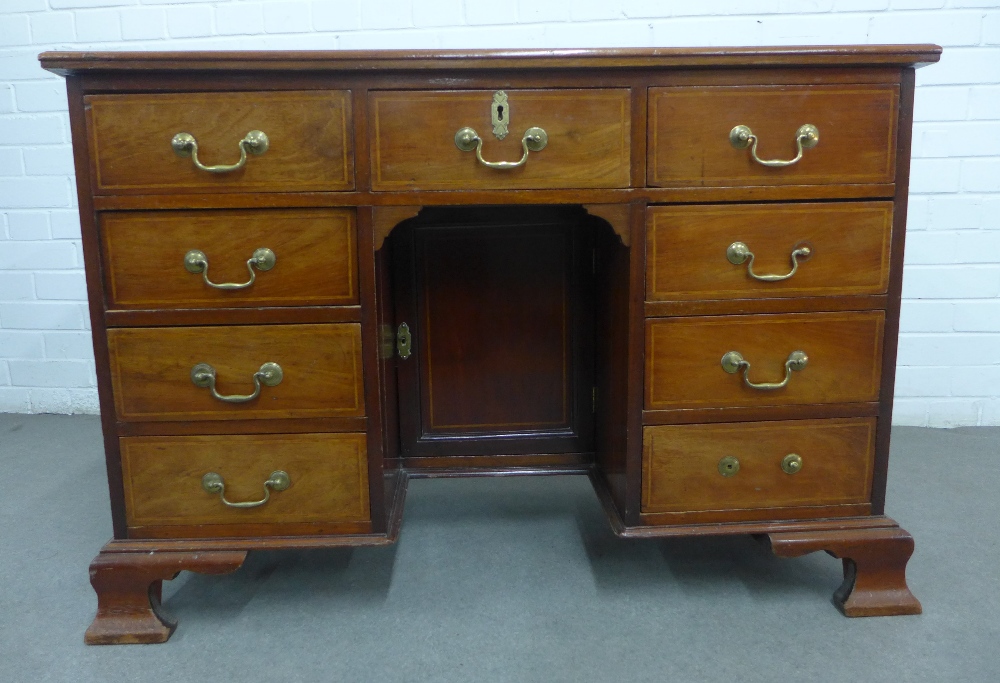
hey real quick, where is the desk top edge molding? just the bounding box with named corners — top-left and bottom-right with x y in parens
top-left (40, 44), bottom-right (942, 75)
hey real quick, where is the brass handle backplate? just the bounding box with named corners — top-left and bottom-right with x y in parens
top-left (171, 130), bottom-right (269, 173)
top-left (201, 470), bottom-right (290, 509)
top-left (781, 453), bottom-right (804, 474)
top-left (729, 124), bottom-right (819, 167)
top-left (455, 126), bottom-right (547, 169)
top-left (721, 350), bottom-right (808, 391)
top-left (727, 242), bottom-right (811, 282)
top-left (190, 361), bottom-right (283, 403)
top-left (184, 248), bottom-right (275, 290)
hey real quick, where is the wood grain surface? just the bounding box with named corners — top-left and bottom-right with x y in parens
top-left (642, 417), bottom-right (875, 513)
top-left (39, 46), bottom-right (942, 76)
top-left (86, 91), bottom-right (353, 193)
top-left (370, 89), bottom-right (630, 190)
top-left (392, 208), bottom-right (595, 459)
top-left (107, 323), bottom-right (363, 421)
top-left (101, 208), bottom-right (357, 309)
top-left (645, 311), bottom-right (885, 410)
top-left (121, 432), bottom-right (370, 527)
top-left (648, 84), bottom-right (898, 187)
top-left (646, 202), bottom-right (893, 301)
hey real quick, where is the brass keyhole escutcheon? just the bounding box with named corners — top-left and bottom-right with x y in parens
top-left (396, 322), bottom-right (412, 359)
top-left (492, 90), bottom-right (509, 139)
top-left (718, 455), bottom-right (740, 477)
top-left (781, 453), bottom-right (803, 475)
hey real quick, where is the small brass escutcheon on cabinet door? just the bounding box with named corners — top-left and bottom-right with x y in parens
top-left (395, 323), bottom-right (412, 360)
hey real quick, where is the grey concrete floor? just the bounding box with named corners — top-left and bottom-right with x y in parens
top-left (0, 415), bottom-right (997, 682)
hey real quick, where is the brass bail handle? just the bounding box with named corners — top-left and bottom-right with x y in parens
top-left (171, 129), bottom-right (269, 174)
top-left (727, 242), bottom-right (812, 282)
top-left (721, 350), bottom-right (808, 391)
top-left (190, 361), bottom-right (283, 403)
top-left (455, 126), bottom-right (548, 169)
top-left (184, 247), bottom-right (276, 290)
top-left (729, 124), bottom-right (819, 167)
top-left (201, 470), bottom-right (291, 509)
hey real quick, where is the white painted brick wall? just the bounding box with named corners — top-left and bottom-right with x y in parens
top-left (1, 1), bottom-right (998, 424)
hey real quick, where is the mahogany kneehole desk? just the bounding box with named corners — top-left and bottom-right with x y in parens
top-left (39, 45), bottom-right (941, 644)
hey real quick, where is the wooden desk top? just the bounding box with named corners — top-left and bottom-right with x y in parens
top-left (40, 45), bottom-right (941, 75)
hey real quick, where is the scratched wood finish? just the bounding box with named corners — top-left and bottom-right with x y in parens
top-left (86, 91), bottom-right (353, 194)
top-left (641, 417), bottom-right (875, 514)
top-left (646, 202), bottom-right (893, 301)
top-left (648, 84), bottom-right (898, 187)
top-left (370, 89), bottom-right (631, 190)
top-left (107, 323), bottom-right (363, 421)
top-left (101, 208), bottom-right (357, 309)
top-left (121, 433), bottom-right (370, 528)
top-left (645, 311), bottom-right (884, 410)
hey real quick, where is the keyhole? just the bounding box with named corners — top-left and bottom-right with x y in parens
top-left (497, 105), bottom-right (504, 121)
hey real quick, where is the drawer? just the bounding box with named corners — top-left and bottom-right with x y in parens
top-left (121, 433), bottom-right (370, 529)
top-left (85, 91), bottom-right (353, 194)
top-left (648, 84), bottom-right (898, 187)
top-left (370, 89), bottom-right (631, 190)
top-left (646, 202), bottom-right (892, 301)
top-left (107, 323), bottom-right (363, 421)
top-left (645, 311), bottom-right (883, 410)
top-left (101, 209), bottom-right (358, 309)
top-left (641, 418), bottom-right (875, 514)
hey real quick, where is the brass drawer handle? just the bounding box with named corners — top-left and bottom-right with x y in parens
top-left (201, 470), bottom-right (290, 509)
top-left (781, 453), bottom-right (804, 474)
top-left (190, 361), bottom-right (283, 403)
top-left (171, 130), bottom-right (269, 173)
top-left (721, 350), bottom-right (808, 391)
top-left (454, 126), bottom-right (547, 169)
top-left (184, 248), bottom-right (276, 290)
top-left (729, 124), bottom-right (819, 167)
top-left (727, 241), bottom-right (811, 282)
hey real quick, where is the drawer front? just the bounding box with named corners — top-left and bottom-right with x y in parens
top-left (121, 433), bottom-right (370, 527)
top-left (648, 84), bottom-right (898, 187)
top-left (645, 312), bottom-right (884, 410)
top-left (101, 209), bottom-right (358, 309)
top-left (646, 202), bottom-right (892, 301)
top-left (86, 91), bottom-right (353, 193)
top-left (370, 89), bottom-right (631, 190)
top-left (108, 323), bottom-right (363, 421)
top-left (641, 418), bottom-right (875, 513)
